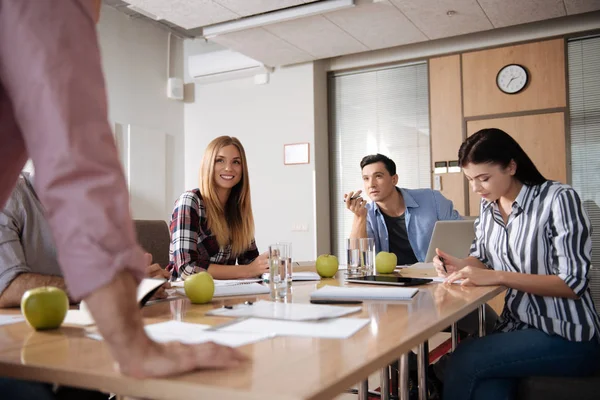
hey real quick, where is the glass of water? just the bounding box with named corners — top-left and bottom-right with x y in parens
top-left (269, 243), bottom-right (288, 299)
top-left (277, 241), bottom-right (293, 285)
top-left (347, 238), bottom-right (362, 277)
top-left (347, 237), bottom-right (375, 277)
top-left (359, 237), bottom-right (375, 275)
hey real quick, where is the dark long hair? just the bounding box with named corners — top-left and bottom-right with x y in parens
top-left (458, 128), bottom-right (546, 186)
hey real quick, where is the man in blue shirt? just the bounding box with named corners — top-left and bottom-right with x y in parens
top-left (345, 154), bottom-right (461, 264)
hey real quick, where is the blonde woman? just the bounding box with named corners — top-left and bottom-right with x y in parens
top-left (167, 136), bottom-right (268, 280)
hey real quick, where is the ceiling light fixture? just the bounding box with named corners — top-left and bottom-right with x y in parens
top-left (202, 0), bottom-right (355, 38)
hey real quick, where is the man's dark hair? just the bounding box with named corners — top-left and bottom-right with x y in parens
top-left (360, 154), bottom-right (396, 176)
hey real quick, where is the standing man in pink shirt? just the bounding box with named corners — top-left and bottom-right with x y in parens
top-left (0, 0), bottom-right (246, 381)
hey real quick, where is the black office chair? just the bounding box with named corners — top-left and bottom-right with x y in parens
top-left (133, 219), bottom-right (171, 268)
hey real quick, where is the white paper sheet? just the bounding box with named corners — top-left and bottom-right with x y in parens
top-left (0, 315), bottom-right (24, 326)
top-left (220, 317), bottom-right (369, 339)
top-left (87, 320), bottom-right (271, 347)
top-left (311, 285), bottom-right (418, 301)
top-left (206, 300), bottom-right (361, 321)
top-left (63, 310), bottom-right (95, 326)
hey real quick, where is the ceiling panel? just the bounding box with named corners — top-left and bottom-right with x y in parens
top-left (214, 0), bottom-right (318, 17)
top-left (390, 0), bottom-right (493, 39)
top-left (477, 0), bottom-right (565, 28)
top-left (326, 1), bottom-right (427, 49)
top-left (265, 15), bottom-right (369, 59)
top-left (124, 0), bottom-right (239, 29)
top-left (564, 0), bottom-right (600, 14)
top-left (210, 28), bottom-right (314, 66)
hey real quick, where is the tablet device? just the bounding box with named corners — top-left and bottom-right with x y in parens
top-left (346, 275), bottom-right (432, 286)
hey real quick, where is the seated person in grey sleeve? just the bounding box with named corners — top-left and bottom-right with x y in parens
top-left (344, 154), bottom-right (497, 334)
top-left (0, 172), bottom-right (170, 308)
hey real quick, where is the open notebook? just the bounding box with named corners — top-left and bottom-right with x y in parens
top-left (310, 285), bottom-right (418, 301)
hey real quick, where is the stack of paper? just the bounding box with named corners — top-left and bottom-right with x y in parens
top-left (206, 300), bottom-right (361, 321)
top-left (220, 317), bottom-right (369, 339)
top-left (291, 272), bottom-right (321, 281)
top-left (311, 285), bottom-right (418, 301)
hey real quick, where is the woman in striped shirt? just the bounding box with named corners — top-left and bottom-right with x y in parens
top-left (434, 128), bottom-right (600, 400)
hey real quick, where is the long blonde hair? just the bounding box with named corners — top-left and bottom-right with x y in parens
top-left (199, 136), bottom-right (255, 256)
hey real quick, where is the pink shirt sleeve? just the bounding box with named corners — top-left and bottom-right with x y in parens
top-left (0, 0), bottom-right (146, 300)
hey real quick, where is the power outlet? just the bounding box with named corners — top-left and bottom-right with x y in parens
top-left (292, 223), bottom-right (309, 232)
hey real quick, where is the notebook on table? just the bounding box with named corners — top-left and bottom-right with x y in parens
top-left (206, 300), bottom-right (361, 321)
top-left (64, 278), bottom-right (166, 326)
top-left (310, 285), bottom-right (418, 301)
top-left (261, 272), bottom-right (321, 282)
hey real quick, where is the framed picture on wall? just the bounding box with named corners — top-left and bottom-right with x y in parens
top-left (284, 142), bottom-right (310, 165)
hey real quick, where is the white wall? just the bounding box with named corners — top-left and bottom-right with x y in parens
top-left (97, 5), bottom-right (185, 221)
top-left (183, 61), bottom-right (329, 261)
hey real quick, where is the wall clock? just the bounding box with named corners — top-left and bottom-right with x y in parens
top-left (496, 64), bottom-right (529, 94)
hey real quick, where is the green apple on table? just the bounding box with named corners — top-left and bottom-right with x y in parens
top-left (21, 287), bottom-right (69, 330)
top-left (184, 271), bottom-right (215, 304)
top-left (315, 254), bottom-right (339, 278)
top-left (375, 251), bottom-right (397, 274)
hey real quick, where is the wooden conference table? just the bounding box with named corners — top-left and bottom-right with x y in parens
top-left (0, 266), bottom-right (504, 400)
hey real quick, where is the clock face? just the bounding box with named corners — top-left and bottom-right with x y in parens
top-left (496, 64), bottom-right (529, 94)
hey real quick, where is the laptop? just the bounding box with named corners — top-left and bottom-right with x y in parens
top-left (423, 220), bottom-right (476, 263)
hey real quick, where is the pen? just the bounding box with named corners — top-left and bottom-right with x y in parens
top-left (439, 256), bottom-right (448, 274)
top-left (310, 300), bottom-right (363, 305)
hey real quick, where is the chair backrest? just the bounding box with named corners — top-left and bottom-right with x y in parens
top-left (133, 220), bottom-right (170, 268)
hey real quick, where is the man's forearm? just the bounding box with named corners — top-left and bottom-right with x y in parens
top-left (349, 216), bottom-right (368, 239)
top-left (0, 273), bottom-right (68, 308)
top-left (83, 270), bottom-right (152, 377)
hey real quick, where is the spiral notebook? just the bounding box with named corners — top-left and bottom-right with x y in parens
top-left (310, 285), bottom-right (418, 301)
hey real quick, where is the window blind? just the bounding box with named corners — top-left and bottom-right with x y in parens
top-left (329, 62), bottom-right (431, 262)
top-left (568, 35), bottom-right (600, 313)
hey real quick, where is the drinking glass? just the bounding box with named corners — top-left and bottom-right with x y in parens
top-left (277, 242), bottom-right (293, 285)
top-left (269, 243), bottom-right (288, 299)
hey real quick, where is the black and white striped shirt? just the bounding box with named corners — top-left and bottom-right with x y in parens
top-left (471, 181), bottom-right (600, 342)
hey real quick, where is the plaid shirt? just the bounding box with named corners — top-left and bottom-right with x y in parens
top-left (167, 189), bottom-right (259, 279)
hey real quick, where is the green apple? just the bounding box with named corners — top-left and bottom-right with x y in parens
top-left (315, 254), bottom-right (339, 278)
top-left (21, 286), bottom-right (69, 330)
top-left (184, 271), bottom-right (215, 304)
top-left (376, 251), bottom-right (397, 274)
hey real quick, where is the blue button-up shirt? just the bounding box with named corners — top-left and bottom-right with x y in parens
top-left (366, 188), bottom-right (461, 262)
